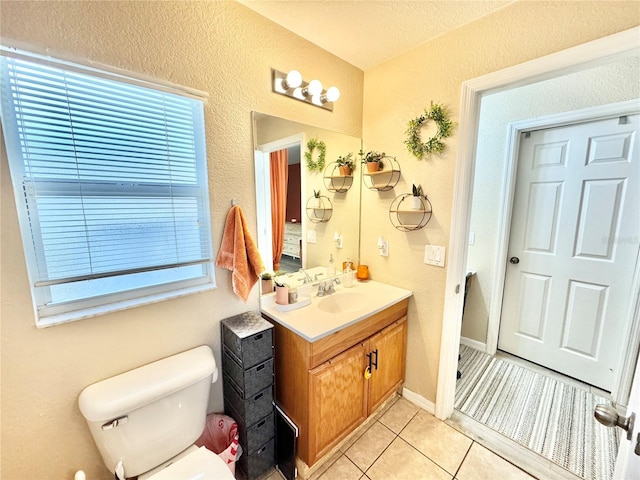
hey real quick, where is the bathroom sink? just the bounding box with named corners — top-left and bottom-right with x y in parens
top-left (317, 291), bottom-right (367, 314)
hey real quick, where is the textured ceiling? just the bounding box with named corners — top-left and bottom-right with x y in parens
top-left (237, 0), bottom-right (515, 70)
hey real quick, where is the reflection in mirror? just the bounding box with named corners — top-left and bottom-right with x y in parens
top-left (252, 112), bottom-right (362, 282)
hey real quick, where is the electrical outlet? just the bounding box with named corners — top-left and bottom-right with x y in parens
top-left (306, 230), bottom-right (316, 244)
top-left (424, 245), bottom-right (446, 267)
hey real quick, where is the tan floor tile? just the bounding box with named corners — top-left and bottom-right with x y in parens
top-left (317, 455), bottom-right (363, 480)
top-left (399, 410), bottom-right (472, 475)
top-left (262, 469), bottom-right (284, 480)
top-left (308, 450), bottom-right (344, 480)
top-left (366, 437), bottom-right (452, 480)
top-left (372, 393), bottom-right (400, 421)
top-left (457, 443), bottom-right (535, 480)
top-left (344, 421), bottom-right (396, 471)
top-left (378, 397), bottom-right (419, 434)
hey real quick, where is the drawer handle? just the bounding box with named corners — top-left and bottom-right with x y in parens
top-left (257, 419), bottom-right (266, 428)
top-left (257, 445), bottom-right (267, 455)
top-left (254, 392), bottom-right (264, 401)
top-left (254, 333), bottom-right (263, 341)
top-left (256, 364), bottom-right (265, 371)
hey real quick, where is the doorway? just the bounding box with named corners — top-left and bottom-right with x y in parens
top-left (254, 134), bottom-right (304, 273)
top-left (436, 26), bottom-right (640, 480)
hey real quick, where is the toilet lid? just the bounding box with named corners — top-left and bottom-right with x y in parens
top-left (147, 446), bottom-right (235, 480)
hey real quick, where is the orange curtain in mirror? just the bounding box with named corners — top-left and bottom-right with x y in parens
top-left (270, 149), bottom-right (288, 271)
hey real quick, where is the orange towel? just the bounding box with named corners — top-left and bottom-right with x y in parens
top-left (216, 205), bottom-right (265, 301)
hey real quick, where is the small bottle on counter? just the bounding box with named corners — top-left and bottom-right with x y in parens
top-left (328, 253), bottom-right (336, 276)
top-left (343, 257), bottom-right (354, 288)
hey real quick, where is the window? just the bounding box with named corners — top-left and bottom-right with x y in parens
top-left (0, 49), bottom-right (215, 327)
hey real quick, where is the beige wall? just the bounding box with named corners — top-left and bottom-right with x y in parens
top-left (0, 2), bottom-right (363, 479)
top-left (361, 1), bottom-right (639, 403)
top-left (1, 0), bottom-right (639, 478)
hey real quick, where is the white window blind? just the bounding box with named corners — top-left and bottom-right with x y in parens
top-left (1, 51), bottom-right (214, 325)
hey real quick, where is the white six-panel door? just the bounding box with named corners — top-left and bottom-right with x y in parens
top-left (499, 114), bottom-right (639, 391)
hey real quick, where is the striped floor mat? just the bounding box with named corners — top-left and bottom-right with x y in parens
top-left (455, 345), bottom-right (619, 480)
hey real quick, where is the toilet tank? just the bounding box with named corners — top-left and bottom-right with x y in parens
top-left (78, 345), bottom-right (217, 478)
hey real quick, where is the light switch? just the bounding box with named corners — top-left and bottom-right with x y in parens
top-left (469, 232), bottom-right (475, 245)
top-left (306, 230), bottom-right (316, 244)
top-left (424, 245), bottom-right (446, 267)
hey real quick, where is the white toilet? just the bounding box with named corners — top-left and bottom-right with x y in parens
top-left (78, 345), bottom-right (235, 480)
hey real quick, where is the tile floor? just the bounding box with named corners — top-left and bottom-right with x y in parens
top-left (264, 396), bottom-right (535, 480)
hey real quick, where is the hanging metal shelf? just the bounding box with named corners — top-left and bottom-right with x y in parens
top-left (389, 193), bottom-right (433, 231)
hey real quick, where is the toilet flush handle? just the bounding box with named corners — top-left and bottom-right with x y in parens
top-left (101, 415), bottom-right (128, 431)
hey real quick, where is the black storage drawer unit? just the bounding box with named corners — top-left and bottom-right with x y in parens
top-left (232, 409), bottom-right (275, 456)
top-left (221, 312), bottom-right (275, 480)
top-left (237, 437), bottom-right (275, 480)
top-left (223, 377), bottom-right (274, 426)
top-left (222, 312), bottom-right (273, 369)
top-left (223, 349), bottom-right (274, 398)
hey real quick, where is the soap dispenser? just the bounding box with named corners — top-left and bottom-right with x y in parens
top-left (343, 257), bottom-right (354, 288)
top-left (328, 254), bottom-right (336, 276)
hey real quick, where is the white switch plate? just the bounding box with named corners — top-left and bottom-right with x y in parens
top-left (469, 231), bottom-right (475, 245)
top-left (424, 245), bottom-right (446, 267)
top-left (306, 230), bottom-right (316, 244)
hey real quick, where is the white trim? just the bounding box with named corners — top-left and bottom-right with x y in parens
top-left (402, 387), bottom-right (435, 415)
top-left (460, 336), bottom-right (487, 353)
top-left (436, 26), bottom-right (640, 421)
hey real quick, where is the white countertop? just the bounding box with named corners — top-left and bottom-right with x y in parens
top-left (260, 279), bottom-right (412, 342)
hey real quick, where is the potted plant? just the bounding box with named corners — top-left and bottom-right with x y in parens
top-left (411, 183), bottom-right (424, 210)
top-left (273, 276), bottom-right (289, 305)
top-left (259, 271), bottom-right (274, 295)
top-left (310, 189), bottom-right (321, 208)
top-left (361, 150), bottom-right (385, 173)
top-left (336, 153), bottom-right (354, 176)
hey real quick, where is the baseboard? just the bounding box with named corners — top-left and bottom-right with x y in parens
top-left (401, 387), bottom-right (435, 414)
top-left (460, 336), bottom-right (486, 352)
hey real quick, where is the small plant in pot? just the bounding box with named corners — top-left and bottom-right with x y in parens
top-left (411, 183), bottom-right (424, 209)
top-left (259, 271), bottom-right (274, 295)
top-left (361, 150), bottom-right (385, 173)
top-left (273, 276), bottom-right (289, 305)
top-left (336, 153), bottom-right (355, 176)
top-left (310, 189), bottom-right (321, 208)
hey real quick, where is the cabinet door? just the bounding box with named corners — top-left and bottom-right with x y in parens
top-left (308, 341), bottom-right (368, 464)
top-left (367, 317), bottom-right (407, 414)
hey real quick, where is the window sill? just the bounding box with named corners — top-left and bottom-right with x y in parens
top-left (35, 282), bottom-right (217, 328)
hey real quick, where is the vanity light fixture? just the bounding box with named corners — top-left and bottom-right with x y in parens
top-left (272, 68), bottom-right (340, 111)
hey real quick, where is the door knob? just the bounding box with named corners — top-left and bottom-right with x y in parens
top-left (509, 257), bottom-right (520, 264)
top-left (594, 404), bottom-right (635, 440)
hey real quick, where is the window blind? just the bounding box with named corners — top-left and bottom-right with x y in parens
top-left (1, 53), bottom-right (214, 317)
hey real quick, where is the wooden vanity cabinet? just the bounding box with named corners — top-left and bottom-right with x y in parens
top-left (263, 298), bottom-right (408, 467)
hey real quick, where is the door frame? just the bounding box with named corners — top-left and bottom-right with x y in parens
top-left (485, 101), bottom-right (640, 399)
top-left (254, 133), bottom-right (305, 272)
top-left (435, 26), bottom-right (640, 420)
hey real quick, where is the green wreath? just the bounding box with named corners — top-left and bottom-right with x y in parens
top-left (304, 138), bottom-right (326, 172)
top-left (405, 103), bottom-right (453, 160)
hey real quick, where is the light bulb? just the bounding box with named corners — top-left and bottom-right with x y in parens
top-left (283, 70), bottom-right (302, 89)
top-left (325, 86), bottom-right (340, 102)
top-left (304, 79), bottom-right (323, 97)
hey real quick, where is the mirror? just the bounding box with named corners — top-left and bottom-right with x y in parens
top-left (252, 112), bottom-right (362, 280)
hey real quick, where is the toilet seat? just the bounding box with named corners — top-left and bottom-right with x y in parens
top-left (144, 446), bottom-right (235, 480)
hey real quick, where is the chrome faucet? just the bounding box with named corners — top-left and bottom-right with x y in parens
top-left (317, 277), bottom-right (340, 296)
top-left (299, 268), bottom-right (313, 284)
